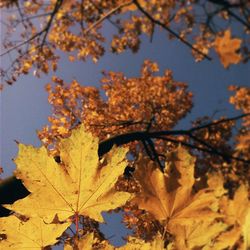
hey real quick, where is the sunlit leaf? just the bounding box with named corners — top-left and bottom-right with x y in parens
top-left (132, 147), bottom-right (226, 248)
top-left (214, 29), bottom-right (242, 68)
top-left (5, 125), bottom-right (132, 223)
top-left (0, 215), bottom-right (70, 249)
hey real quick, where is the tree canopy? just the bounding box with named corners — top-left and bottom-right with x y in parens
top-left (0, 0), bottom-right (249, 249)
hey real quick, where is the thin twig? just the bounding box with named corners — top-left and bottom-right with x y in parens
top-left (98, 113), bottom-right (250, 163)
top-left (146, 138), bottom-right (164, 171)
top-left (40, 0), bottom-right (64, 47)
top-left (90, 0), bottom-right (122, 31)
top-left (15, 1), bottom-right (26, 27)
top-left (189, 113), bottom-right (250, 132)
top-left (208, 0), bottom-right (250, 30)
top-left (80, 0), bottom-right (84, 30)
top-left (133, 0), bottom-right (212, 61)
top-left (227, 9), bottom-right (250, 30)
top-left (89, 119), bottom-right (148, 128)
top-left (15, 12), bottom-right (53, 23)
top-left (188, 133), bottom-right (231, 162)
top-left (0, 30), bottom-right (44, 57)
top-left (0, 0), bottom-right (63, 57)
top-left (155, 135), bottom-right (250, 164)
top-left (84, 1), bottom-right (133, 34)
top-left (142, 140), bottom-right (154, 161)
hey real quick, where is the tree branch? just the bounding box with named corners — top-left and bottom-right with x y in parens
top-left (84, 1), bottom-right (133, 35)
top-left (187, 133), bottom-right (231, 162)
top-left (189, 113), bottom-right (249, 132)
top-left (133, 0), bottom-right (212, 61)
top-left (40, 0), bottom-right (64, 47)
top-left (208, 0), bottom-right (250, 30)
top-left (0, 30), bottom-right (44, 57)
top-left (1, 113), bottom-right (249, 216)
top-left (227, 9), bottom-right (250, 30)
top-left (0, 0), bottom-right (63, 57)
top-left (89, 0), bottom-right (123, 31)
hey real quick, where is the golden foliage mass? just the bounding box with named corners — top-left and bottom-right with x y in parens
top-left (118, 234), bottom-right (167, 250)
top-left (215, 185), bottom-right (250, 250)
top-left (38, 60), bottom-right (192, 155)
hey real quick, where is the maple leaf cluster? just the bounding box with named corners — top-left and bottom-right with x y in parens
top-left (0, 126), bottom-right (249, 249)
top-left (1, 125), bottom-right (132, 249)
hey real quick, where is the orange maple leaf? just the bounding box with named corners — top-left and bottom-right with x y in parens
top-left (214, 29), bottom-right (242, 68)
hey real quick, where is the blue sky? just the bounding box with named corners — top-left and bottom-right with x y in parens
top-left (0, 16), bottom-right (249, 247)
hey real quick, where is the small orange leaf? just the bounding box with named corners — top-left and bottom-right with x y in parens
top-left (214, 29), bottom-right (242, 68)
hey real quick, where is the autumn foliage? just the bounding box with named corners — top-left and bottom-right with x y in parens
top-left (0, 126), bottom-right (249, 249)
top-left (0, 0), bottom-right (250, 249)
top-left (0, 0), bottom-right (249, 85)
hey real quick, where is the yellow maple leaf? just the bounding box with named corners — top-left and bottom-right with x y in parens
top-left (214, 29), bottom-right (242, 68)
top-left (0, 215), bottom-right (70, 249)
top-left (221, 184), bottom-right (249, 226)
top-left (207, 184), bottom-right (250, 250)
top-left (132, 147), bottom-right (226, 248)
top-left (243, 208), bottom-right (250, 249)
top-left (5, 125), bottom-right (132, 223)
top-left (171, 221), bottom-right (227, 250)
top-left (133, 147), bottom-right (224, 222)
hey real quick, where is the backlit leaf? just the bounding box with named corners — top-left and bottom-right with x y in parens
top-left (0, 215), bottom-right (70, 249)
top-left (132, 147), bottom-right (226, 248)
top-left (214, 29), bottom-right (242, 68)
top-left (5, 125), bottom-right (132, 223)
